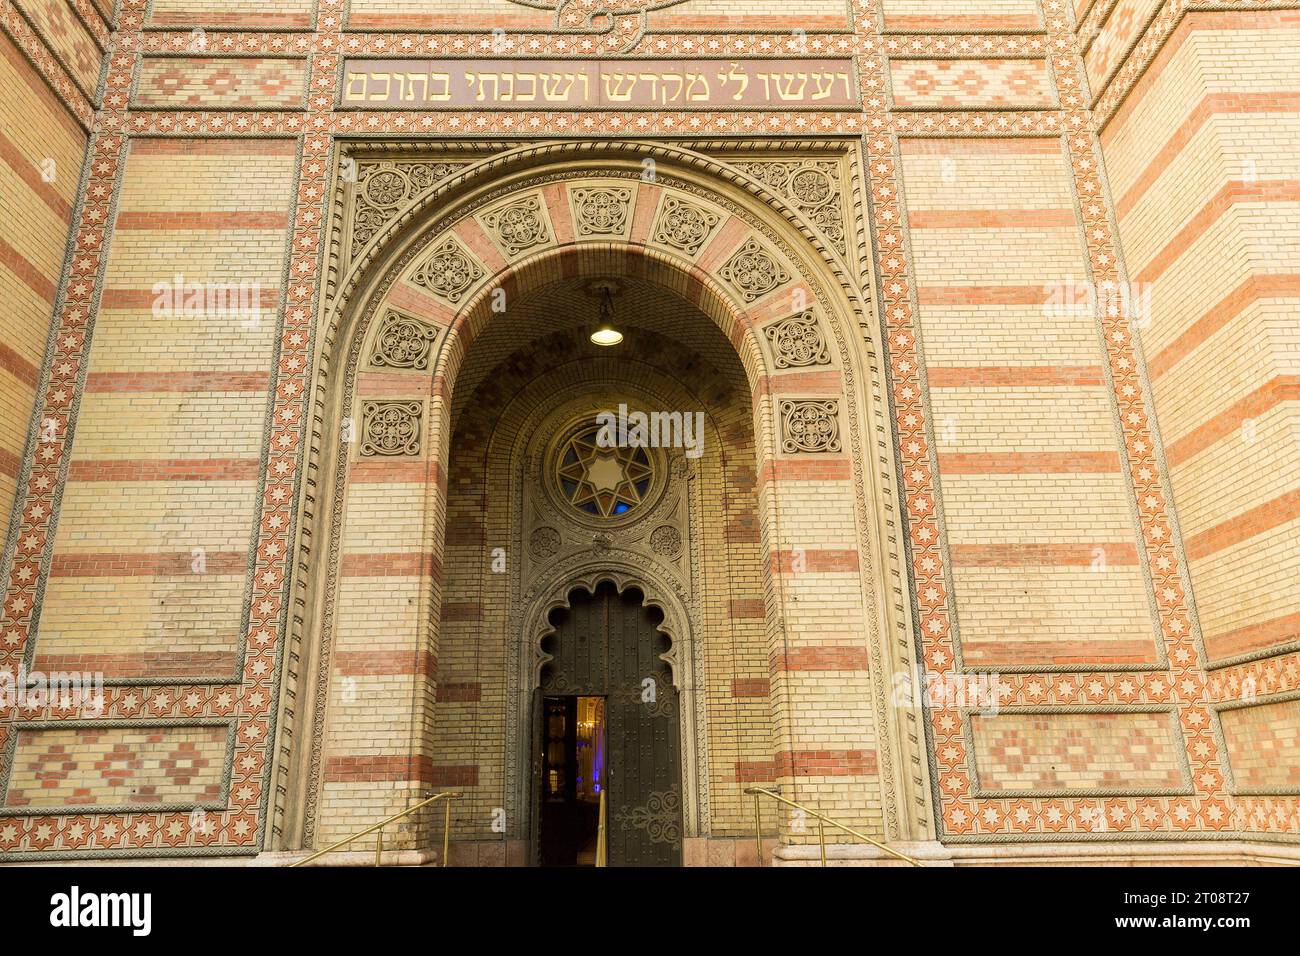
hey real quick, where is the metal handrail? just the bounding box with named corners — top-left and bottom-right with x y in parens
top-left (745, 787), bottom-right (922, 867)
top-left (289, 790), bottom-right (461, 867)
top-left (595, 790), bottom-right (608, 867)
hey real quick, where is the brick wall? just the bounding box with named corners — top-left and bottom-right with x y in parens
top-left (0, 23), bottom-right (88, 552)
top-left (2, 0), bottom-right (1298, 861)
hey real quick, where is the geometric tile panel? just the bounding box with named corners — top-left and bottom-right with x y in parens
top-left (4, 725), bottom-right (229, 809)
top-left (1220, 699), bottom-right (1300, 793)
top-left (971, 712), bottom-right (1188, 794)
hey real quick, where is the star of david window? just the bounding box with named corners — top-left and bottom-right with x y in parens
top-left (557, 428), bottom-right (654, 518)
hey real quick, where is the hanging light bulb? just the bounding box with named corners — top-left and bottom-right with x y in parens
top-left (590, 284), bottom-right (623, 346)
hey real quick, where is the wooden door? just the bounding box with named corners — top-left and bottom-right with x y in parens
top-left (538, 582), bottom-right (681, 866)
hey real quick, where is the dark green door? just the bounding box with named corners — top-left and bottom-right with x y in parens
top-left (538, 582), bottom-right (682, 866)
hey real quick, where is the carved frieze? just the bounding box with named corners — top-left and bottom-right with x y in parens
top-left (734, 159), bottom-right (846, 255)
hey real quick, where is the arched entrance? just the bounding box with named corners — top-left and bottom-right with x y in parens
top-left (536, 581), bottom-right (681, 867)
top-left (274, 139), bottom-right (934, 864)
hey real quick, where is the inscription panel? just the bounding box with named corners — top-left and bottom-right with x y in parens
top-left (341, 58), bottom-right (858, 109)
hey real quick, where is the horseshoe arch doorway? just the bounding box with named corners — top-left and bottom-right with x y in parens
top-left (535, 581), bottom-right (681, 867)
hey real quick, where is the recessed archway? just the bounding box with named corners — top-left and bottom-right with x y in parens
top-left (277, 140), bottom-right (931, 862)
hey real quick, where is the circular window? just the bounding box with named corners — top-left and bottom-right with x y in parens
top-left (556, 427), bottom-right (654, 518)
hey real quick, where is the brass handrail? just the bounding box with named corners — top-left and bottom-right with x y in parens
top-left (745, 787), bottom-right (921, 868)
top-left (595, 789), bottom-right (608, 867)
top-left (289, 791), bottom-right (461, 868)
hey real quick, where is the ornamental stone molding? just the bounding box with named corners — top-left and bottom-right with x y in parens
top-left (763, 310), bottom-right (831, 369)
top-left (780, 399), bottom-right (841, 454)
top-left (480, 194), bottom-right (552, 257)
top-left (717, 238), bottom-right (791, 303)
top-left (734, 159), bottom-right (846, 256)
top-left (651, 195), bottom-right (720, 256)
top-left (359, 400), bottom-right (424, 457)
top-left (369, 308), bottom-right (441, 370)
top-left (410, 235), bottom-right (485, 305)
top-left (349, 160), bottom-right (467, 261)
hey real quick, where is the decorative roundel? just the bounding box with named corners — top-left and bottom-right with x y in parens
top-left (556, 427), bottom-right (655, 518)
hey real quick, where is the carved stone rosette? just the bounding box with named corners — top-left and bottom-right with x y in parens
top-left (779, 399), bottom-right (841, 454)
top-left (734, 159), bottom-right (846, 255)
top-left (572, 186), bottom-right (632, 236)
top-left (370, 308), bottom-right (440, 370)
top-left (411, 236), bottom-right (485, 304)
top-left (480, 195), bottom-right (551, 257)
top-left (652, 195), bottom-right (720, 256)
top-left (359, 400), bottom-right (423, 457)
top-left (718, 238), bottom-right (791, 302)
top-left (349, 160), bottom-right (467, 260)
top-left (763, 310), bottom-right (830, 369)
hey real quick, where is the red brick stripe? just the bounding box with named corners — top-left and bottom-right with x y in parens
top-left (938, 451), bottom-right (1121, 474)
top-left (728, 598), bottom-right (765, 620)
top-left (926, 365), bottom-right (1104, 387)
top-left (731, 678), bottom-right (770, 698)
top-left (0, 129), bottom-right (72, 219)
top-left (1148, 274), bottom-right (1300, 381)
top-left (962, 639), bottom-right (1159, 667)
top-left (338, 553), bottom-right (441, 578)
top-left (735, 760), bottom-right (777, 783)
top-left (769, 549), bottom-right (860, 573)
top-left (884, 14), bottom-right (1041, 30)
top-left (50, 551), bottom-right (247, 577)
top-left (68, 458), bottom-right (261, 481)
top-left (437, 682), bottom-right (482, 703)
top-left (86, 371), bottom-right (270, 392)
top-left (322, 758), bottom-right (479, 787)
top-left (147, 12), bottom-right (312, 27)
top-left (1165, 375), bottom-right (1300, 467)
top-left (99, 287), bottom-right (282, 309)
top-left (333, 650), bottom-right (437, 679)
top-left (0, 237), bottom-right (56, 302)
top-left (918, 285), bottom-right (1049, 306)
top-left (0, 447), bottom-right (20, 479)
top-left (442, 602), bottom-right (482, 622)
top-left (0, 341), bottom-right (39, 388)
top-left (348, 460), bottom-right (443, 486)
top-left (1115, 92), bottom-right (1300, 219)
top-left (756, 457), bottom-right (852, 486)
top-left (900, 137), bottom-right (1063, 155)
top-left (1207, 610), bottom-right (1300, 660)
top-left (32, 651), bottom-right (239, 677)
top-left (115, 211), bottom-right (289, 230)
top-left (909, 209), bottom-right (1075, 229)
top-left (775, 749), bottom-right (877, 777)
top-left (1135, 180), bottom-right (1300, 285)
top-left (773, 646), bottom-right (870, 671)
top-left (949, 543), bottom-right (1140, 567)
top-left (130, 138), bottom-right (298, 155)
top-left (1185, 487), bottom-right (1300, 561)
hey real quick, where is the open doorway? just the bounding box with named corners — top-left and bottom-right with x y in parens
top-left (539, 695), bottom-right (606, 866)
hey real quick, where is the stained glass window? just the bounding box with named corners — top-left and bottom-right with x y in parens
top-left (557, 428), bottom-right (654, 518)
